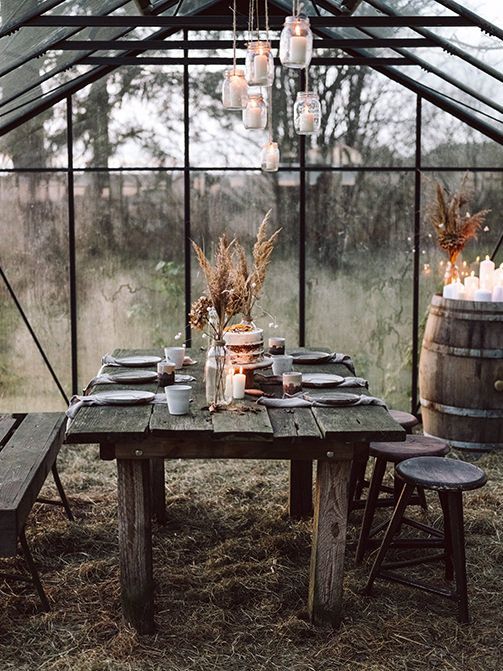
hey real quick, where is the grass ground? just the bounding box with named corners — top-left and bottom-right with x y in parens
top-left (0, 447), bottom-right (501, 671)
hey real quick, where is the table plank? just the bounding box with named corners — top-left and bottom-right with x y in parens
top-left (0, 415), bottom-right (18, 448)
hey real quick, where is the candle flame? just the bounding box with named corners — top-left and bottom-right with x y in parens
top-left (239, 367), bottom-right (243, 375)
top-left (294, 21), bottom-right (302, 36)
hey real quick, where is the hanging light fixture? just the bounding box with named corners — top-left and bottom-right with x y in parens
top-left (222, 1), bottom-right (248, 110)
top-left (245, 0), bottom-right (274, 86)
top-left (243, 91), bottom-right (267, 130)
top-left (261, 88), bottom-right (279, 172)
top-left (294, 72), bottom-right (321, 135)
top-left (279, 2), bottom-right (313, 69)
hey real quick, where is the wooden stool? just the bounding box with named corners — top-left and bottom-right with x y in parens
top-left (355, 435), bottom-right (449, 564)
top-left (364, 456), bottom-right (487, 623)
top-left (349, 410), bottom-right (420, 512)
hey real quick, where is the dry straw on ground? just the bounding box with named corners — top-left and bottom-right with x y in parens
top-left (0, 447), bottom-right (501, 671)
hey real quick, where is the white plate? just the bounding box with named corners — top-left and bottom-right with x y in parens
top-left (109, 370), bottom-right (158, 383)
top-left (113, 355), bottom-right (162, 367)
top-left (302, 373), bottom-right (345, 388)
top-left (290, 351), bottom-right (333, 364)
top-left (306, 391), bottom-right (360, 406)
top-left (93, 390), bottom-right (155, 404)
top-left (175, 374), bottom-right (195, 383)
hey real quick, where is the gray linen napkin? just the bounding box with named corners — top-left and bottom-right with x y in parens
top-left (257, 393), bottom-right (386, 409)
top-left (66, 392), bottom-right (168, 420)
top-left (257, 374), bottom-right (367, 388)
top-left (83, 373), bottom-right (196, 395)
top-left (101, 354), bottom-right (126, 366)
top-left (328, 353), bottom-right (356, 374)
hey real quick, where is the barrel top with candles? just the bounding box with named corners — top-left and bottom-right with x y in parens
top-left (419, 294), bottom-right (503, 452)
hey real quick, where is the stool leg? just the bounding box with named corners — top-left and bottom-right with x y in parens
top-left (19, 529), bottom-right (50, 612)
top-left (417, 487), bottom-right (428, 511)
top-left (355, 457), bottom-right (386, 565)
top-left (363, 483), bottom-right (414, 595)
top-left (447, 491), bottom-right (470, 624)
top-left (52, 464), bottom-right (74, 522)
top-left (439, 492), bottom-right (454, 581)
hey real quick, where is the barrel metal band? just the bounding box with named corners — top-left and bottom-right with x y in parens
top-left (423, 432), bottom-right (503, 452)
top-left (429, 306), bottom-right (503, 322)
top-left (422, 340), bottom-right (503, 359)
top-left (420, 397), bottom-right (503, 419)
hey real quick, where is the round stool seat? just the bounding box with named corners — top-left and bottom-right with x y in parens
top-left (389, 409), bottom-right (420, 431)
top-left (396, 457), bottom-right (487, 492)
top-left (370, 434), bottom-right (449, 463)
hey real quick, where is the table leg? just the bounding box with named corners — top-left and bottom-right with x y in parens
top-left (117, 458), bottom-right (154, 634)
top-left (308, 455), bottom-right (352, 627)
top-left (150, 458), bottom-right (167, 524)
top-left (289, 460), bottom-right (313, 518)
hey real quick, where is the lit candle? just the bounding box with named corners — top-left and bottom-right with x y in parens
top-left (244, 104), bottom-right (264, 129)
top-left (464, 271), bottom-right (479, 300)
top-left (290, 35), bottom-right (307, 64)
top-left (473, 288), bottom-right (492, 302)
top-left (494, 263), bottom-right (503, 286)
top-left (299, 112), bottom-right (315, 133)
top-left (229, 74), bottom-right (248, 108)
top-left (453, 280), bottom-right (466, 300)
top-left (232, 367), bottom-right (246, 400)
top-left (254, 54), bottom-right (269, 83)
top-left (479, 255), bottom-right (495, 290)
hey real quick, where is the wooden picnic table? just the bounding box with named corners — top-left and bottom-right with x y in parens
top-left (65, 347), bottom-right (405, 634)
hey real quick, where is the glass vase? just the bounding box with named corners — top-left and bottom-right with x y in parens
top-left (205, 340), bottom-right (233, 408)
top-left (294, 91), bottom-right (321, 135)
top-left (222, 67), bottom-right (248, 110)
top-left (243, 93), bottom-right (267, 130)
top-left (261, 141), bottom-right (280, 172)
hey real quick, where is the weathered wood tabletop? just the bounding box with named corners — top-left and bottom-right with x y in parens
top-left (66, 347), bottom-right (405, 634)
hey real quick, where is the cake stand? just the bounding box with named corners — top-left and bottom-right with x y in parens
top-left (235, 356), bottom-right (273, 388)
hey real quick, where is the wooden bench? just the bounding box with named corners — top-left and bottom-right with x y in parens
top-left (0, 413), bottom-right (73, 610)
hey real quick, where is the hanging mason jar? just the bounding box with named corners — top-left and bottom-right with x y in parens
top-left (243, 93), bottom-right (267, 130)
top-left (205, 339), bottom-right (233, 408)
top-left (245, 41), bottom-right (274, 86)
top-left (294, 91), bottom-right (321, 135)
top-left (222, 67), bottom-right (248, 110)
top-left (279, 16), bottom-right (313, 69)
top-left (261, 142), bottom-right (279, 172)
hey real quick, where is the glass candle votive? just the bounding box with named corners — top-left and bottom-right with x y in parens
top-left (294, 91), bottom-right (321, 135)
top-left (283, 371), bottom-right (302, 396)
top-left (268, 337), bottom-right (285, 356)
top-left (243, 93), bottom-right (267, 130)
top-left (261, 142), bottom-right (280, 172)
top-left (245, 41), bottom-right (274, 86)
top-left (222, 67), bottom-right (248, 110)
top-left (279, 16), bottom-right (313, 69)
top-left (157, 360), bottom-right (175, 386)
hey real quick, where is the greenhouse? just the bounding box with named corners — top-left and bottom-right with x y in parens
top-left (0, 1), bottom-right (502, 669)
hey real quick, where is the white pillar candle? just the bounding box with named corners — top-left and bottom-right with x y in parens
top-left (442, 283), bottom-right (456, 299)
top-left (254, 54), bottom-right (269, 83)
top-left (244, 106), bottom-right (263, 129)
top-left (494, 263), bottom-right (503, 286)
top-left (232, 369), bottom-right (246, 400)
top-left (290, 35), bottom-right (307, 64)
top-left (225, 371), bottom-right (234, 400)
top-left (479, 255), bottom-right (495, 290)
top-left (473, 288), bottom-right (492, 302)
top-left (299, 112), bottom-right (315, 133)
top-left (464, 271), bottom-right (479, 300)
top-left (492, 285), bottom-right (503, 301)
top-left (453, 280), bottom-right (466, 300)
top-left (229, 75), bottom-right (248, 108)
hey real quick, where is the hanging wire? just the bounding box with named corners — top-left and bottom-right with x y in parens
top-left (248, 0), bottom-right (254, 42)
top-left (264, 0), bottom-right (269, 43)
top-left (231, 0), bottom-right (237, 72)
top-left (255, 0), bottom-right (260, 41)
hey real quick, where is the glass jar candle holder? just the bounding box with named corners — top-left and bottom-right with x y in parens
top-left (294, 91), bottom-right (321, 135)
top-left (279, 16), bottom-right (313, 69)
top-left (222, 67), bottom-right (248, 110)
top-left (245, 41), bottom-right (274, 86)
top-left (261, 141), bottom-right (279, 172)
top-left (243, 93), bottom-right (267, 130)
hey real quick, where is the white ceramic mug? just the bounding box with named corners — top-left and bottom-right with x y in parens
top-left (164, 346), bottom-right (185, 370)
top-left (165, 385), bottom-right (192, 415)
top-left (272, 354), bottom-right (293, 376)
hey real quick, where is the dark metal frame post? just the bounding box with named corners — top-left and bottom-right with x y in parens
top-left (299, 71), bottom-right (306, 347)
top-left (411, 95), bottom-right (422, 416)
top-left (183, 29), bottom-right (191, 346)
top-left (66, 95), bottom-right (78, 395)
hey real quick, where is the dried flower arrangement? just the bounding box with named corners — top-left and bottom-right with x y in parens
top-left (229, 210), bottom-right (282, 323)
top-left (428, 175), bottom-right (490, 284)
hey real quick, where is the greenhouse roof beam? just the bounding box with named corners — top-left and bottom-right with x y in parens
top-left (433, 0), bottom-right (503, 42)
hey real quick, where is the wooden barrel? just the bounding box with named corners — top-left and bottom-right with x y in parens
top-left (419, 295), bottom-right (503, 452)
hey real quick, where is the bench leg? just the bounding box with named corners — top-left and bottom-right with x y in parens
top-left (308, 456), bottom-right (352, 627)
top-left (52, 464), bottom-right (74, 521)
top-left (289, 460), bottom-right (313, 518)
top-left (150, 458), bottom-right (167, 524)
top-left (117, 458), bottom-right (154, 634)
top-left (19, 529), bottom-right (50, 612)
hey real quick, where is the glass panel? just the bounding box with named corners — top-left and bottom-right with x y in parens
top-left (190, 170), bottom-right (300, 349)
top-left (421, 100), bottom-right (503, 167)
top-left (306, 171), bottom-right (415, 410)
top-left (0, 171), bottom-right (70, 411)
top-left (0, 100), bottom-right (67, 168)
top-left (74, 170), bottom-right (185, 385)
top-left (73, 66), bottom-right (184, 168)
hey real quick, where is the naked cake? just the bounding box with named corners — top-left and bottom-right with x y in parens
top-left (224, 323), bottom-right (264, 365)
